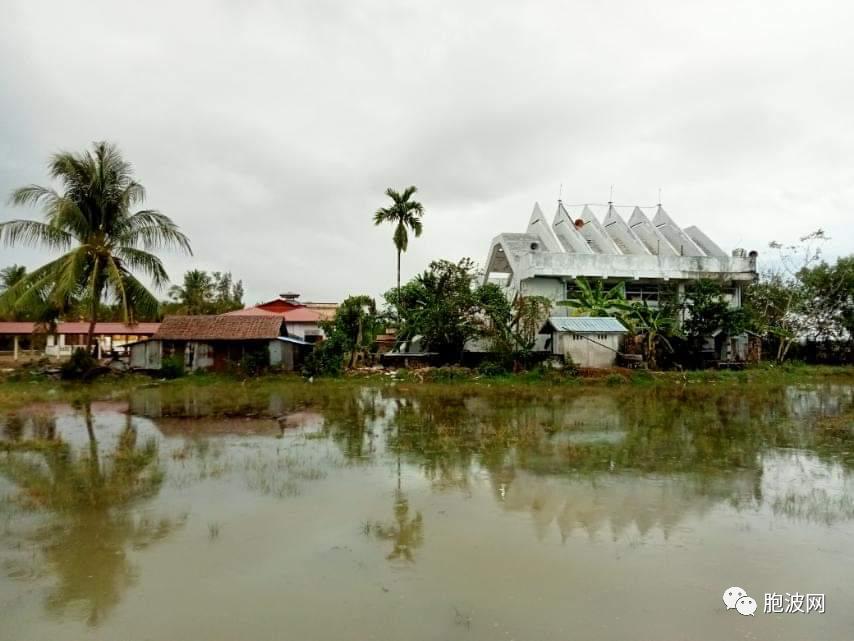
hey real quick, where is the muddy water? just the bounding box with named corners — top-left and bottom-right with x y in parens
top-left (1, 382), bottom-right (853, 640)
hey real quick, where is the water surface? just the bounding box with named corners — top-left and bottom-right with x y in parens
top-left (1, 381), bottom-right (853, 640)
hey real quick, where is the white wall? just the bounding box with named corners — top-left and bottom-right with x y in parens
top-left (519, 277), bottom-right (565, 302)
top-left (557, 332), bottom-right (621, 368)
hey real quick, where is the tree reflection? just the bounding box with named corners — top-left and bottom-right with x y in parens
top-left (0, 403), bottom-right (181, 627)
top-left (371, 490), bottom-right (424, 562)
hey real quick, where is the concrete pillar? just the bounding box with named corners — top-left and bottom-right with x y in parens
top-left (13, 335), bottom-right (19, 361)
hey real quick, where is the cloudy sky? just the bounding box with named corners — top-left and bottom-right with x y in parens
top-left (1, 0), bottom-right (852, 304)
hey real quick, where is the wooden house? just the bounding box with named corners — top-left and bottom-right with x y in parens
top-left (129, 315), bottom-right (311, 372)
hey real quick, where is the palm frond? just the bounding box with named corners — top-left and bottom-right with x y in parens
top-left (0, 219), bottom-right (73, 250)
top-left (115, 247), bottom-right (169, 289)
top-left (118, 210), bottom-right (192, 254)
top-left (393, 223), bottom-right (409, 252)
top-left (119, 273), bottom-right (161, 319)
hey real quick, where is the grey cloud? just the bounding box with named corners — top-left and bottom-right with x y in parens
top-left (1, 0), bottom-right (852, 304)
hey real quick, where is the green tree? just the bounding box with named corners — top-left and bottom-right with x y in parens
top-left (0, 142), bottom-right (191, 349)
top-left (483, 292), bottom-right (552, 369)
top-left (798, 255), bottom-right (854, 342)
top-left (373, 186), bottom-right (424, 315)
top-left (385, 258), bottom-right (506, 363)
top-left (743, 230), bottom-right (829, 362)
top-left (0, 264), bottom-right (26, 290)
top-left (629, 300), bottom-right (680, 370)
top-left (168, 269), bottom-right (214, 314)
top-left (561, 278), bottom-right (632, 317)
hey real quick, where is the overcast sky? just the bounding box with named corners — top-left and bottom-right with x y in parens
top-left (1, 0), bottom-right (852, 305)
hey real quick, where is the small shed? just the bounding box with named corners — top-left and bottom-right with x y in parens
top-left (540, 316), bottom-right (629, 368)
top-left (129, 315), bottom-right (312, 372)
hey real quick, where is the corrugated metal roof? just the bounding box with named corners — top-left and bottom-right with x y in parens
top-left (154, 315), bottom-right (284, 340)
top-left (543, 316), bottom-right (628, 333)
top-left (276, 336), bottom-right (313, 346)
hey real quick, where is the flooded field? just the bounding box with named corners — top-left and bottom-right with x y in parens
top-left (1, 380), bottom-right (853, 640)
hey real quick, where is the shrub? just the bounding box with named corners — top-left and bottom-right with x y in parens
top-left (239, 349), bottom-right (269, 377)
top-left (302, 336), bottom-right (345, 378)
top-left (604, 373), bottom-right (628, 386)
top-left (476, 359), bottom-right (508, 377)
top-left (421, 366), bottom-right (473, 382)
top-left (160, 354), bottom-right (184, 379)
top-left (60, 349), bottom-right (97, 381)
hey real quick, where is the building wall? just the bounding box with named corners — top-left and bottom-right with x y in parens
top-left (184, 342), bottom-right (214, 370)
top-left (519, 276), bottom-right (565, 302)
top-left (284, 322), bottom-right (323, 341)
top-left (556, 332), bottom-right (621, 368)
top-left (130, 340), bottom-right (163, 370)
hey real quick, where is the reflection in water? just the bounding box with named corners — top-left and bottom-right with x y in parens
top-left (371, 490), bottom-right (425, 562)
top-left (0, 403), bottom-right (181, 626)
top-left (2, 380), bottom-right (853, 640)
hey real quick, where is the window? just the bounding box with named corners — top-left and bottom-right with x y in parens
top-left (625, 284), bottom-right (660, 302)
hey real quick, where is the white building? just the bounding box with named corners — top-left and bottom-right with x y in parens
top-left (484, 202), bottom-right (758, 307)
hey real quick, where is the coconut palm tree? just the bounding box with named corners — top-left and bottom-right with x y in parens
top-left (0, 264), bottom-right (26, 291)
top-left (561, 277), bottom-right (632, 317)
top-left (168, 269), bottom-right (214, 315)
top-left (373, 186), bottom-right (424, 314)
top-left (0, 142), bottom-right (191, 350)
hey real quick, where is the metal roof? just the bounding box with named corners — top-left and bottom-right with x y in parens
top-left (276, 336), bottom-right (313, 346)
top-left (542, 316), bottom-right (628, 333)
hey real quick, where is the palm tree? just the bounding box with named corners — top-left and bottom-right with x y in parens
top-left (630, 300), bottom-right (680, 369)
top-left (0, 264), bottom-right (26, 290)
top-left (168, 269), bottom-right (214, 315)
top-left (0, 142), bottom-right (191, 350)
top-left (373, 186), bottom-right (424, 314)
top-left (561, 277), bottom-right (632, 317)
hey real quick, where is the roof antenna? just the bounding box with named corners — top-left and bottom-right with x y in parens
top-left (657, 188), bottom-right (662, 206)
top-left (608, 185), bottom-right (614, 206)
top-left (558, 182), bottom-right (563, 204)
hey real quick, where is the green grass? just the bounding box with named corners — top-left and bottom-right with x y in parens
top-left (0, 363), bottom-right (851, 413)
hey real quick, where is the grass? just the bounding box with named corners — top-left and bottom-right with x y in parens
top-left (0, 363), bottom-right (851, 414)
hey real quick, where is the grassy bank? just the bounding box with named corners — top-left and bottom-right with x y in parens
top-left (0, 363), bottom-right (852, 413)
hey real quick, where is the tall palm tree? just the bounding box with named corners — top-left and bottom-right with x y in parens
top-left (373, 186), bottom-right (424, 313)
top-left (168, 269), bottom-right (214, 315)
top-left (0, 142), bottom-right (191, 350)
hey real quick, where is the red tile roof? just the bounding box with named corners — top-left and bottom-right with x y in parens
top-left (0, 321), bottom-right (160, 335)
top-left (222, 306), bottom-right (323, 323)
top-left (154, 315), bottom-right (284, 340)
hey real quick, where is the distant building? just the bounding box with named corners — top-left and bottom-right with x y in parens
top-left (0, 321), bottom-right (159, 360)
top-left (484, 202), bottom-right (758, 307)
top-left (484, 201), bottom-right (759, 362)
top-left (222, 293), bottom-right (338, 342)
top-left (540, 317), bottom-right (629, 368)
top-left (129, 315), bottom-right (311, 372)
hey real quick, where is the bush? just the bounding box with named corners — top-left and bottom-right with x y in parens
top-left (239, 349), bottom-right (269, 377)
top-left (302, 337), bottom-right (345, 377)
top-left (60, 349), bottom-right (97, 381)
top-left (160, 354), bottom-right (184, 379)
top-left (476, 359), bottom-right (508, 377)
top-left (421, 366), bottom-right (473, 382)
top-left (604, 373), bottom-right (628, 386)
